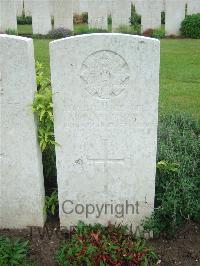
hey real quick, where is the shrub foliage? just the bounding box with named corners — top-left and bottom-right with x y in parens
top-left (73, 12), bottom-right (88, 24)
top-left (17, 15), bottom-right (32, 25)
top-left (130, 4), bottom-right (141, 26)
top-left (47, 27), bottom-right (73, 39)
top-left (143, 113), bottom-right (200, 235)
top-left (0, 236), bottom-right (30, 266)
top-left (32, 62), bottom-right (57, 179)
top-left (180, 13), bottom-right (200, 38)
top-left (56, 221), bottom-right (157, 265)
top-left (152, 28), bottom-right (165, 39)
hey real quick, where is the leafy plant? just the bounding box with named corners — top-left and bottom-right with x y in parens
top-left (73, 13), bottom-right (88, 25)
top-left (56, 221), bottom-right (157, 265)
top-left (180, 13), bottom-right (200, 38)
top-left (74, 25), bottom-right (108, 35)
top-left (116, 25), bottom-right (140, 35)
top-left (87, 28), bottom-right (108, 33)
top-left (0, 236), bottom-right (31, 266)
top-left (44, 190), bottom-right (59, 215)
top-left (5, 28), bottom-right (18, 35)
top-left (130, 4), bottom-right (141, 26)
top-left (142, 27), bottom-right (165, 38)
top-left (17, 16), bottom-right (32, 25)
top-left (108, 14), bottom-right (112, 25)
top-left (161, 11), bottom-right (165, 24)
top-left (74, 24), bottom-right (89, 35)
top-left (73, 13), bottom-right (83, 25)
top-left (142, 28), bottom-right (154, 37)
top-left (47, 27), bottom-right (73, 39)
top-left (152, 27), bottom-right (165, 39)
top-left (82, 12), bottom-right (88, 24)
top-left (32, 62), bottom-right (57, 180)
top-left (32, 62), bottom-right (56, 152)
top-left (143, 113), bottom-right (200, 235)
top-left (156, 160), bottom-right (180, 173)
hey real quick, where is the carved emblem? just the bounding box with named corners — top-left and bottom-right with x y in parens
top-left (80, 50), bottom-right (130, 100)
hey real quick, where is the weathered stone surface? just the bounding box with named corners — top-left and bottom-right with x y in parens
top-left (88, 0), bottom-right (108, 30)
top-left (107, 0), bottom-right (113, 15)
top-left (112, 0), bottom-right (131, 30)
top-left (23, 0), bottom-right (32, 16)
top-left (54, 0), bottom-right (73, 30)
top-left (79, 0), bottom-right (89, 13)
top-left (16, 0), bottom-right (23, 16)
top-left (0, 0), bottom-right (17, 32)
top-left (135, 0), bottom-right (165, 15)
top-left (50, 34), bottom-right (160, 230)
top-left (73, 0), bottom-right (81, 13)
top-left (0, 35), bottom-right (45, 229)
top-left (32, 0), bottom-right (52, 35)
top-left (140, 0), bottom-right (163, 32)
top-left (165, 0), bottom-right (186, 36)
top-left (187, 0), bottom-right (200, 15)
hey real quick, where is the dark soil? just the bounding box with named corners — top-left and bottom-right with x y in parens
top-left (149, 222), bottom-right (200, 266)
top-left (0, 220), bottom-right (199, 266)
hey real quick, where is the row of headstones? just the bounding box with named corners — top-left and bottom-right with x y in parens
top-left (1, 0), bottom-right (200, 35)
top-left (0, 33), bottom-right (160, 230)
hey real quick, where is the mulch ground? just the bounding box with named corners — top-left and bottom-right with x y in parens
top-left (0, 220), bottom-right (199, 266)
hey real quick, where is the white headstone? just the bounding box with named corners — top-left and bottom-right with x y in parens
top-left (135, 0), bottom-right (164, 15)
top-left (112, 0), bottom-right (131, 30)
top-left (187, 0), bottom-right (200, 15)
top-left (24, 0), bottom-right (32, 16)
top-left (165, 0), bottom-right (186, 35)
top-left (50, 33), bottom-right (160, 230)
top-left (54, 0), bottom-right (73, 30)
top-left (32, 0), bottom-right (52, 35)
top-left (0, 35), bottom-right (45, 229)
top-left (79, 0), bottom-right (89, 13)
top-left (0, 0), bottom-right (17, 33)
top-left (73, 0), bottom-right (80, 13)
top-left (88, 0), bottom-right (108, 30)
top-left (135, 0), bottom-right (143, 15)
top-left (141, 0), bottom-right (163, 32)
top-left (49, 0), bottom-right (55, 17)
top-left (107, 0), bottom-right (113, 15)
top-left (16, 0), bottom-right (23, 16)
top-left (161, 0), bottom-right (165, 12)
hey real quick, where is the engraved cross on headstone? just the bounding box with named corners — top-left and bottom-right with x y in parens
top-left (87, 139), bottom-right (124, 177)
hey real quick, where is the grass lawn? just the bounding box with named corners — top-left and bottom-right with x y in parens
top-left (17, 24), bottom-right (33, 34)
top-left (32, 37), bottom-right (200, 119)
top-left (18, 23), bottom-right (113, 36)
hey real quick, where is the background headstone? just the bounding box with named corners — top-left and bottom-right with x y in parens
top-left (165, 0), bottom-right (186, 35)
top-left (73, 0), bottom-right (80, 13)
top-left (161, 0), bottom-right (165, 12)
top-left (16, 0), bottom-right (23, 16)
top-left (88, 0), bottom-right (108, 30)
top-left (79, 0), bottom-right (89, 13)
top-left (112, 0), bottom-right (131, 30)
top-left (23, 0), bottom-right (32, 16)
top-left (0, 35), bottom-right (45, 229)
top-left (107, 0), bottom-right (113, 15)
top-left (187, 0), bottom-right (200, 15)
top-left (50, 34), bottom-right (160, 230)
top-left (0, 0), bottom-right (17, 33)
top-left (141, 0), bottom-right (163, 32)
top-left (54, 0), bottom-right (73, 30)
top-left (32, 0), bottom-right (52, 35)
top-left (135, 0), bottom-right (143, 15)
